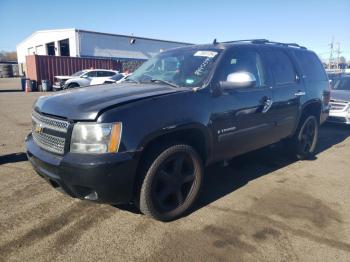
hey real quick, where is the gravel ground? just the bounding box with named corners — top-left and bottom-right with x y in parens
top-left (1, 78), bottom-right (350, 262)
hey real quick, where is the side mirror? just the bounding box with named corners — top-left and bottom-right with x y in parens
top-left (220, 72), bottom-right (256, 90)
top-left (81, 74), bottom-right (89, 78)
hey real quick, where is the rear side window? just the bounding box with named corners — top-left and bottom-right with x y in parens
top-left (97, 71), bottom-right (115, 77)
top-left (266, 50), bottom-right (296, 85)
top-left (294, 51), bottom-right (327, 81)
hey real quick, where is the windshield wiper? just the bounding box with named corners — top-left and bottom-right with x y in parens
top-left (149, 79), bottom-right (180, 88)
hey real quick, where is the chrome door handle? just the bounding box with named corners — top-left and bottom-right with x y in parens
top-left (262, 98), bottom-right (273, 113)
top-left (294, 91), bottom-right (306, 96)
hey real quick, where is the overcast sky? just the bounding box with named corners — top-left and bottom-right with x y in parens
top-left (0, 0), bottom-right (349, 60)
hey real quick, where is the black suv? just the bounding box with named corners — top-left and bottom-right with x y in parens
top-left (26, 39), bottom-right (330, 221)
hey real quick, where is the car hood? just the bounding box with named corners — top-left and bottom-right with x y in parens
top-left (331, 89), bottom-right (350, 102)
top-left (55, 76), bottom-right (74, 80)
top-left (35, 83), bottom-right (189, 120)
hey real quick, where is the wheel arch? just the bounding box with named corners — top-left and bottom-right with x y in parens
top-left (132, 123), bottom-right (211, 203)
top-left (137, 123), bottom-right (211, 165)
top-left (291, 100), bottom-right (322, 137)
top-left (300, 100), bottom-right (322, 123)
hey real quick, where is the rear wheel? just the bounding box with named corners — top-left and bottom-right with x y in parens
top-left (289, 115), bottom-right (319, 160)
top-left (139, 144), bottom-right (203, 221)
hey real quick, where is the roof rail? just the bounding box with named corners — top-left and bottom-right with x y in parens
top-left (222, 39), bottom-right (269, 44)
top-left (222, 39), bottom-right (307, 49)
top-left (265, 41), bottom-right (307, 49)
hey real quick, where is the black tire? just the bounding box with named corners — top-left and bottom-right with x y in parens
top-left (139, 144), bottom-right (203, 221)
top-left (288, 114), bottom-right (319, 160)
top-left (66, 83), bottom-right (79, 89)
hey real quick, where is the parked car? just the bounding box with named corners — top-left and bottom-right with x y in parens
top-left (328, 76), bottom-right (350, 124)
top-left (53, 69), bottom-right (119, 90)
top-left (26, 39), bottom-right (330, 221)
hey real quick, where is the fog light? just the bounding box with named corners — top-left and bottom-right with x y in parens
top-left (84, 191), bottom-right (98, 201)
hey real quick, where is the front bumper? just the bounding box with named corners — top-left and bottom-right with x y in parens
top-left (328, 110), bottom-right (350, 124)
top-left (26, 134), bottom-right (140, 204)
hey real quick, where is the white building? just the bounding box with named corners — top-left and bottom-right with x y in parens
top-left (16, 28), bottom-right (192, 74)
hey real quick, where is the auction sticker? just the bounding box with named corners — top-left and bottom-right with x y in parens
top-left (194, 51), bottom-right (218, 58)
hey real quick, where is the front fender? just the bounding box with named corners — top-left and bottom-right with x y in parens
top-left (137, 122), bottom-right (213, 164)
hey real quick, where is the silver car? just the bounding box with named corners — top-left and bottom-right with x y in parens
top-left (328, 76), bottom-right (350, 124)
top-left (53, 69), bottom-right (119, 90)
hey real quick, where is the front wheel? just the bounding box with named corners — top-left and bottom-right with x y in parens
top-left (65, 83), bottom-right (79, 89)
top-left (289, 115), bottom-right (319, 160)
top-left (139, 144), bottom-right (203, 221)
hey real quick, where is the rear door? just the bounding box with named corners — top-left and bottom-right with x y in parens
top-left (261, 47), bottom-right (304, 140)
top-left (90, 71), bottom-right (116, 85)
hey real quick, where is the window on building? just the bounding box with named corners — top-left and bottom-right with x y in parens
top-left (46, 42), bottom-right (55, 56)
top-left (28, 47), bottom-right (34, 55)
top-left (59, 39), bottom-right (70, 56)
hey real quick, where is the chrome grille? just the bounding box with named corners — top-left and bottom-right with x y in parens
top-left (32, 131), bottom-right (66, 154)
top-left (330, 100), bottom-right (349, 112)
top-left (31, 111), bottom-right (70, 155)
top-left (32, 110), bottom-right (69, 133)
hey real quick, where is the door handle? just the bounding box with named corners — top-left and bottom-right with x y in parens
top-left (294, 91), bottom-right (306, 96)
top-left (262, 97), bottom-right (273, 113)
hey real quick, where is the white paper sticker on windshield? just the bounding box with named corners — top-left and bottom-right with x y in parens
top-left (194, 51), bottom-right (218, 58)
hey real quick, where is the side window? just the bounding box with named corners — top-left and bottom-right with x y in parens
top-left (97, 71), bottom-right (115, 77)
top-left (220, 50), bottom-right (266, 87)
top-left (294, 51), bottom-right (327, 81)
top-left (266, 50), bottom-right (296, 85)
top-left (86, 71), bottom-right (97, 77)
top-left (106, 71), bottom-right (116, 77)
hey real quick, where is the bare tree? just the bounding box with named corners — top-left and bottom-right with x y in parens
top-left (0, 51), bottom-right (17, 62)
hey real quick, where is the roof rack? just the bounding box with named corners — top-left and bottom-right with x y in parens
top-left (222, 39), bottom-right (269, 44)
top-left (222, 39), bottom-right (307, 49)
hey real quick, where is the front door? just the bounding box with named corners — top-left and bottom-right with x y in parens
top-left (210, 47), bottom-right (275, 161)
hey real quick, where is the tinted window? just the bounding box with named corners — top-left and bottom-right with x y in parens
top-left (86, 71), bottom-right (97, 77)
top-left (333, 78), bottom-right (350, 90)
top-left (294, 51), bottom-right (327, 81)
top-left (266, 50), bottom-right (296, 85)
top-left (97, 71), bottom-right (115, 77)
top-left (220, 49), bottom-right (266, 87)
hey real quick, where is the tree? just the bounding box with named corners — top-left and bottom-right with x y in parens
top-left (339, 56), bottom-right (346, 64)
top-left (0, 51), bottom-right (17, 62)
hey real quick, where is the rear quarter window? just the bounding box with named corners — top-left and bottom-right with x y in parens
top-left (294, 51), bottom-right (327, 81)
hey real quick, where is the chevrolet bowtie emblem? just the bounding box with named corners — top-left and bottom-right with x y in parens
top-left (35, 124), bottom-right (43, 133)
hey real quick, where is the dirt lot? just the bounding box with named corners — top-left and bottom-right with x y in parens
top-left (1, 78), bottom-right (350, 262)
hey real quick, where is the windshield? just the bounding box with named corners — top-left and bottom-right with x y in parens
top-left (127, 49), bottom-right (221, 87)
top-left (333, 77), bottom-right (350, 91)
top-left (71, 70), bottom-right (86, 77)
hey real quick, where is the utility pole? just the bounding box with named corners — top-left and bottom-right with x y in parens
top-left (336, 42), bottom-right (341, 69)
top-left (328, 37), bottom-right (334, 69)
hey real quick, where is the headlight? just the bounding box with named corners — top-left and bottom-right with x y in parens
top-left (70, 122), bottom-right (122, 154)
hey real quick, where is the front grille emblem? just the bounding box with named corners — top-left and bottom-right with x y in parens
top-left (34, 123), bottom-right (44, 134)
